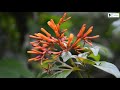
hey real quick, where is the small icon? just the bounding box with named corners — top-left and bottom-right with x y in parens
top-left (108, 13), bottom-right (119, 18)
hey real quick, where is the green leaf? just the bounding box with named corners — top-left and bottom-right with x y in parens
top-left (61, 51), bottom-right (77, 62)
top-left (50, 71), bottom-right (62, 78)
top-left (92, 43), bottom-right (114, 59)
top-left (88, 53), bottom-right (100, 61)
top-left (76, 52), bottom-right (96, 65)
top-left (39, 72), bottom-right (53, 78)
top-left (93, 61), bottom-right (120, 78)
top-left (83, 59), bottom-right (96, 65)
top-left (38, 69), bottom-right (73, 78)
top-left (55, 69), bottom-right (73, 78)
top-left (76, 58), bottom-right (95, 65)
top-left (74, 62), bottom-right (82, 65)
top-left (78, 52), bottom-right (89, 59)
top-left (90, 46), bottom-right (100, 56)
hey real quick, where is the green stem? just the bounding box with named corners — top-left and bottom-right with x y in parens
top-left (70, 59), bottom-right (76, 67)
top-left (70, 58), bottom-right (83, 78)
top-left (77, 71), bottom-right (83, 78)
top-left (56, 59), bottom-right (73, 69)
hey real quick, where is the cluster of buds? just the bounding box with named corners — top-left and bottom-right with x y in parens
top-left (27, 13), bottom-right (99, 63)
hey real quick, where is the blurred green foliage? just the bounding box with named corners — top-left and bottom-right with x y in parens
top-left (0, 58), bottom-right (34, 78)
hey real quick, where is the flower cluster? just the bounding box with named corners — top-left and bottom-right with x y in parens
top-left (27, 13), bottom-right (99, 63)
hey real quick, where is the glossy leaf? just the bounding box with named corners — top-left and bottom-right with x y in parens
top-left (55, 69), bottom-right (72, 78)
top-left (93, 61), bottom-right (120, 78)
top-left (39, 72), bottom-right (53, 78)
top-left (88, 53), bottom-right (100, 61)
top-left (61, 51), bottom-right (72, 62)
top-left (77, 58), bottom-right (95, 65)
top-left (92, 43), bottom-right (114, 59)
top-left (90, 46), bottom-right (100, 56)
top-left (50, 71), bottom-right (62, 78)
top-left (78, 52), bottom-right (89, 59)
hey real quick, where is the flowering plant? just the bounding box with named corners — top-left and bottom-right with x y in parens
top-left (27, 13), bottom-right (120, 78)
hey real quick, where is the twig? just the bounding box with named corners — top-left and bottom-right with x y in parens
top-left (56, 59), bottom-right (73, 69)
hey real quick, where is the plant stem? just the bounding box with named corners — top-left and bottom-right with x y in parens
top-left (56, 59), bottom-right (73, 69)
top-left (70, 58), bottom-right (83, 78)
top-left (56, 58), bottom-right (83, 78)
top-left (70, 59), bottom-right (76, 67)
top-left (77, 71), bottom-right (83, 78)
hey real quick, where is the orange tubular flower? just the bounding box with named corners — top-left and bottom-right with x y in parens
top-left (28, 55), bottom-right (42, 62)
top-left (42, 44), bottom-right (49, 48)
top-left (33, 46), bottom-right (46, 51)
top-left (58, 13), bottom-right (71, 25)
top-left (77, 24), bottom-right (86, 38)
top-left (61, 29), bottom-right (68, 33)
top-left (29, 35), bottom-right (42, 39)
top-left (84, 39), bottom-right (93, 46)
top-left (50, 19), bottom-right (58, 31)
top-left (27, 50), bottom-right (43, 54)
top-left (71, 38), bottom-right (81, 48)
top-left (54, 30), bottom-right (60, 37)
top-left (56, 24), bottom-right (60, 32)
top-left (27, 12), bottom-right (99, 63)
top-left (41, 28), bottom-right (51, 37)
top-left (58, 13), bottom-right (67, 25)
top-left (76, 24), bottom-right (99, 46)
top-left (85, 35), bottom-right (99, 39)
top-left (47, 21), bottom-right (56, 31)
top-left (59, 41), bottom-right (66, 49)
top-left (67, 33), bottom-right (74, 48)
top-left (35, 33), bottom-right (53, 42)
top-left (83, 26), bottom-right (93, 38)
top-left (63, 17), bottom-right (71, 22)
top-left (60, 33), bottom-right (64, 38)
top-left (30, 41), bottom-right (39, 47)
top-left (28, 58), bottom-right (39, 62)
top-left (47, 21), bottom-right (60, 37)
top-left (74, 45), bottom-right (81, 49)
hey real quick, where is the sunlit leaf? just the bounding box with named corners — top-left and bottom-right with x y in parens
top-left (78, 52), bottom-right (89, 59)
top-left (90, 46), bottom-right (100, 56)
top-left (92, 43), bottom-right (114, 59)
top-left (61, 51), bottom-right (72, 62)
top-left (61, 51), bottom-right (78, 62)
top-left (93, 61), bottom-right (120, 78)
top-left (76, 52), bottom-right (95, 65)
top-left (76, 58), bottom-right (95, 65)
top-left (88, 53), bottom-right (100, 61)
top-left (74, 62), bottom-right (82, 65)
